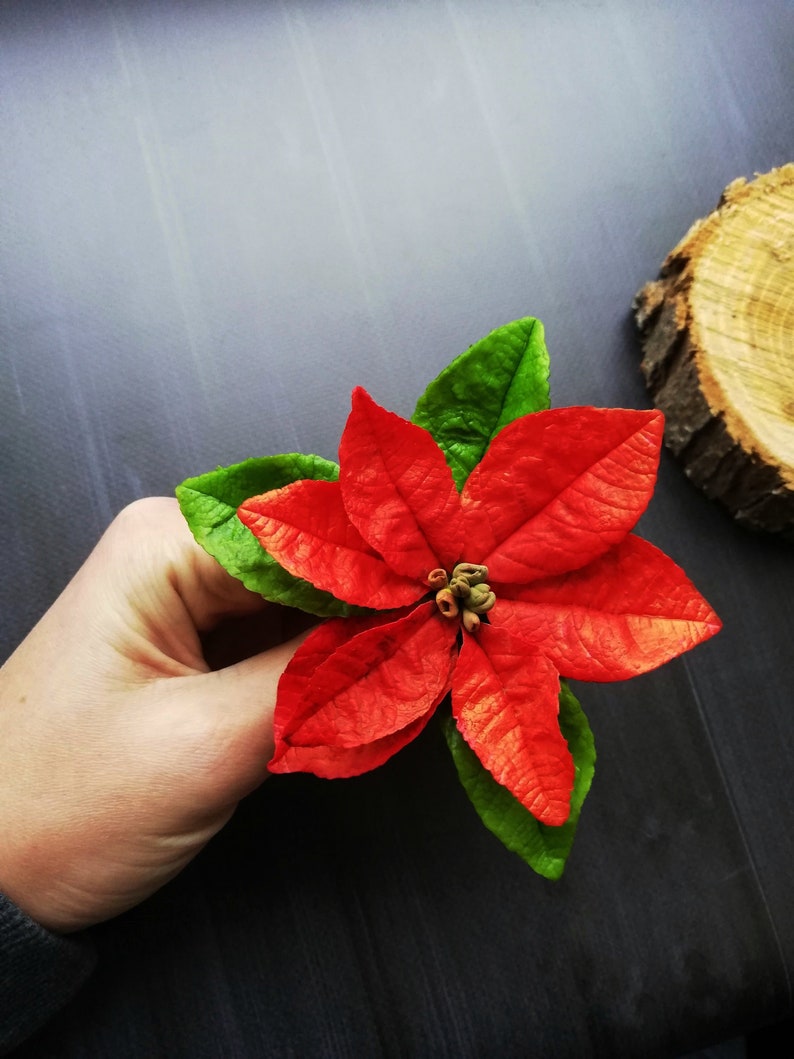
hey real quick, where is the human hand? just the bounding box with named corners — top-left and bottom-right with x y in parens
top-left (0, 497), bottom-right (309, 933)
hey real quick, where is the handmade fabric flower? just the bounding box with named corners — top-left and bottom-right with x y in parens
top-left (237, 387), bottom-right (719, 827)
top-left (177, 318), bottom-right (721, 877)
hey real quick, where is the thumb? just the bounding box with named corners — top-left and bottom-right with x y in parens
top-left (170, 630), bottom-right (308, 802)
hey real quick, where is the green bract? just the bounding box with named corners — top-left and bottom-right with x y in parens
top-left (443, 683), bottom-right (596, 879)
top-left (412, 317), bottom-right (550, 490)
top-left (176, 453), bottom-right (358, 617)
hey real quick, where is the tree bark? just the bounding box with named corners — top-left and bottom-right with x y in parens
top-left (633, 164), bottom-right (794, 538)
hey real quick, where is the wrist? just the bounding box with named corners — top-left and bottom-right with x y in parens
top-left (0, 842), bottom-right (70, 935)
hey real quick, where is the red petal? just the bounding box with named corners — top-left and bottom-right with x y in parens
top-left (269, 704), bottom-right (439, 778)
top-left (339, 388), bottom-right (463, 580)
top-left (452, 625), bottom-right (574, 825)
top-left (269, 601), bottom-right (459, 778)
top-left (238, 479), bottom-right (422, 609)
top-left (272, 611), bottom-right (394, 745)
top-left (490, 534), bottom-right (722, 680)
top-left (462, 407), bottom-right (664, 582)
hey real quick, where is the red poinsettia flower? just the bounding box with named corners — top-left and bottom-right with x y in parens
top-left (238, 388), bottom-right (720, 827)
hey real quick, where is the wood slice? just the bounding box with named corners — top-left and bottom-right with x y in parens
top-left (633, 164), bottom-right (794, 537)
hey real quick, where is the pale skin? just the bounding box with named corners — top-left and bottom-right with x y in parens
top-left (0, 497), bottom-right (308, 934)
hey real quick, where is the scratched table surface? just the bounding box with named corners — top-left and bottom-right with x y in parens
top-left (2, 2), bottom-right (793, 1057)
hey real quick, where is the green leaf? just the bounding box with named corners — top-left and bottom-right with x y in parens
top-left (412, 317), bottom-right (550, 490)
top-left (176, 454), bottom-right (362, 617)
top-left (443, 681), bottom-right (596, 880)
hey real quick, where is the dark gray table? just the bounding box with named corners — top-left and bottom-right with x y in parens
top-left (2, 2), bottom-right (793, 1056)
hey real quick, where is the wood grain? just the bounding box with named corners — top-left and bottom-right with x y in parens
top-left (634, 165), bottom-right (794, 536)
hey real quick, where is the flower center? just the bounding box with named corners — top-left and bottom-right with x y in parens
top-left (427, 563), bottom-right (495, 633)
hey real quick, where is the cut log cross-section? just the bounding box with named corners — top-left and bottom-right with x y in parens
top-left (634, 164), bottom-right (794, 537)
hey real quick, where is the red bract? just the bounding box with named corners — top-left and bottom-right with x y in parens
top-left (238, 388), bottom-right (721, 827)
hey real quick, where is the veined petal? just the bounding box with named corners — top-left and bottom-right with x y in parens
top-left (462, 407), bottom-right (664, 582)
top-left (452, 625), bottom-right (574, 826)
top-left (272, 610), bottom-right (397, 746)
top-left (270, 601), bottom-right (458, 777)
top-left (238, 479), bottom-right (422, 609)
top-left (339, 388), bottom-right (464, 580)
top-left (490, 534), bottom-right (722, 680)
top-left (270, 708), bottom-right (439, 779)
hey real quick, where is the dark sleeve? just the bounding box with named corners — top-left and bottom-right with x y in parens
top-left (0, 893), bottom-right (96, 1056)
